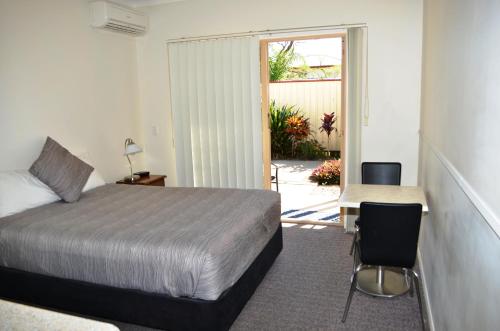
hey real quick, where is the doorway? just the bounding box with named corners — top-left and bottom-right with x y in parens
top-left (260, 34), bottom-right (346, 226)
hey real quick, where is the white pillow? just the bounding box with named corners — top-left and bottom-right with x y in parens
top-left (77, 154), bottom-right (106, 193)
top-left (82, 169), bottom-right (106, 192)
top-left (0, 170), bottom-right (60, 218)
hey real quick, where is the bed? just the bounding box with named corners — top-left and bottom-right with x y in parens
top-left (0, 184), bottom-right (283, 330)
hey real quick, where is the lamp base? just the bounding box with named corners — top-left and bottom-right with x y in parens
top-left (123, 175), bottom-right (141, 183)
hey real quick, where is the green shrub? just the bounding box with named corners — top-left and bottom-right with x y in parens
top-left (270, 100), bottom-right (328, 160)
top-left (269, 100), bottom-right (298, 159)
top-left (296, 139), bottom-right (326, 160)
top-left (269, 42), bottom-right (296, 82)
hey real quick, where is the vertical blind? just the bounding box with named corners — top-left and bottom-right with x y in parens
top-left (346, 27), bottom-right (368, 185)
top-left (344, 27), bottom-right (368, 231)
top-left (168, 36), bottom-right (263, 189)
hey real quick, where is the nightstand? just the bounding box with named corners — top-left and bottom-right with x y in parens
top-left (116, 175), bottom-right (166, 187)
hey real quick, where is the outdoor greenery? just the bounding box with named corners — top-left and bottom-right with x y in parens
top-left (295, 139), bottom-right (326, 160)
top-left (268, 39), bottom-right (342, 186)
top-left (285, 114), bottom-right (310, 157)
top-left (269, 100), bottom-right (326, 160)
top-left (309, 159), bottom-right (342, 185)
top-left (319, 112), bottom-right (338, 150)
top-left (287, 65), bottom-right (341, 80)
top-left (268, 41), bottom-right (341, 81)
top-left (269, 100), bottom-right (297, 158)
top-left (269, 41), bottom-right (297, 82)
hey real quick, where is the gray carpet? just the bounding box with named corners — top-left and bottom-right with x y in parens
top-left (112, 224), bottom-right (424, 331)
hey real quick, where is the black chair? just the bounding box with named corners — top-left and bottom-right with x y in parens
top-left (271, 162), bottom-right (279, 192)
top-left (361, 162), bottom-right (401, 185)
top-left (349, 162), bottom-right (402, 255)
top-left (342, 202), bottom-right (425, 330)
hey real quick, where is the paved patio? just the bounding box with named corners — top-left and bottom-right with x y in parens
top-left (271, 160), bottom-right (341, 224)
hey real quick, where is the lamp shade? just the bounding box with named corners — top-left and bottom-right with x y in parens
top-left (124, 139), bottom-right (142, 155)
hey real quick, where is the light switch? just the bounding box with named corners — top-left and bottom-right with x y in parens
top-left (152, 125), bottom-right (160, 136)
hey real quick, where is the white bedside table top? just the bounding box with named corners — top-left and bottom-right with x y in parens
top-left (339, 184), bottom-right (429, 212)
top-left (0, 299), bottom-right (119, 331)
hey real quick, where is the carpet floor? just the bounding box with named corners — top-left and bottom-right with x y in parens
top-left (112, 224), bottom-right (424, 331)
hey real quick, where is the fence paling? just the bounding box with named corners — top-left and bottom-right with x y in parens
top-left (269, 80), bottom-right (342, 151)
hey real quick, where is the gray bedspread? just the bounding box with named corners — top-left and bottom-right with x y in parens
top-left (0, 184), bottom-right (281, 300)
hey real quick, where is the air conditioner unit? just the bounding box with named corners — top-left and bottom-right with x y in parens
top-left (90, 1), bottom-right (148, 35)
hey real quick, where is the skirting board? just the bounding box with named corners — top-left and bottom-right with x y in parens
top-left (418, 248), bottom-right (435, 331)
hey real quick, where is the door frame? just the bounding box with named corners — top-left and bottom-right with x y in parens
top-left (260, 40), bottom-right (272, 189)
top-left (260, 33), bottom-right (347, 194)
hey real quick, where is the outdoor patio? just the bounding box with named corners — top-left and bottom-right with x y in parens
top-left (272, 160), bottom-right (341, 224)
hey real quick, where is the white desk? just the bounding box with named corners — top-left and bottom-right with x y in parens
top-left (339, 184), bottom-right (428, 211)
top-left (339, 184), bottom-right (428, 297)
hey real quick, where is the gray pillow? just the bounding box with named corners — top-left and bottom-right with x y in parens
top-left (29, 137), bottom-right (94, 202)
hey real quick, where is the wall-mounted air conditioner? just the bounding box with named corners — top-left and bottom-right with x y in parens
top-left (90, 1), bottom-right (148, 35)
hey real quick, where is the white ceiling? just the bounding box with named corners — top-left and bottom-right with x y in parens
top-left (111, 0), bottom-right (184, 8)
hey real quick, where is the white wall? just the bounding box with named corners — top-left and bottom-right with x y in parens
top-left (419, 0), bottom-right (500, 330)
top-left (0, 0), bottom-right (144, 181)
top-left (136, 0), bottom-right (423, 186)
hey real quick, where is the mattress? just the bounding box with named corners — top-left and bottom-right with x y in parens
top-left (0, 184), bottom-right (281, 300)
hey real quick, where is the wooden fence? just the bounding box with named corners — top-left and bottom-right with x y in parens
top-left (269, 80), bottom-right (342, 151)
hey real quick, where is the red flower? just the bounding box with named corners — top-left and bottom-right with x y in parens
top-left (310, 159), bottom-right (342, 185)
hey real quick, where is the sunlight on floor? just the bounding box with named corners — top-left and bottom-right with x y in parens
top-left (300, 224), bottom-right (314, 229)
top-left (274, 160), bottom-right (341, 224)
top-left (281, 222), bottom-right (329, 230)
top-left (312, 225), bottom-right (327, 230)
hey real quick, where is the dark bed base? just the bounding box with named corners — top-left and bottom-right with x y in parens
top-left (0, 224), bottom-right (283, 331)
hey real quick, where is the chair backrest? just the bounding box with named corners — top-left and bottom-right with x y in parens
top-left (359, 202), bottom-right (422, 268)
top-left (361, 162), bottom-right (401, 185)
